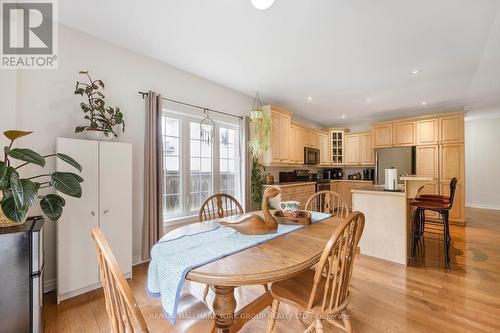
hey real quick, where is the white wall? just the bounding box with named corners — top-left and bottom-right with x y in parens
top-left (465, 108), bottom-right (500, 209)
top-left (0, 24), bottom-right (257, 290)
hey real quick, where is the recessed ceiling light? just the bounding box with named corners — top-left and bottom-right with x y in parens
top-left (251, 0), bottom-right (275, 10)
top-left (307, 96), bottom-right (312, 101)
top-left (366, 99), bottom-right (372, 104)
top-left (412, 69), bottom-right (420, 76)
top-left (421, 101), bottom-right (427, 105)
top-left (341, 115), bottom-right (346, 119)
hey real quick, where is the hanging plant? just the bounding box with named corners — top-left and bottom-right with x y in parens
top-left (74, 71), bottom-right (125, 138)
top-left (248, 93), bottom-right (271, 209)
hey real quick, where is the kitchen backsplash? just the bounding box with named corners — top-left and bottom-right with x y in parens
top-left (265, 165), bottom-right (374, 182)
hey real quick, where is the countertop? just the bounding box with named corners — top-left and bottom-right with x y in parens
top-left (351, 184), bottom-right (406, 197)
top-left (263, 181), bottom-right (316, 187)
top-left (400, 176), bottom-right (434, 181)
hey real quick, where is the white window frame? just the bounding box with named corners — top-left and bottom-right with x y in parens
top-left (162, 109), bottom-right (241, 223)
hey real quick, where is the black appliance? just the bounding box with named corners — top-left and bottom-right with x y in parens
top-left (304, 147), bottom-right (320, 164)
top-left (363, 168), bottom-right (375, 181)
top-left (322, 168), bottom-right (343, 180)
top-left (0, 216), bottom-right (44, 333)
top-left (279, 171), bottom-right (296, 183)
top-left (295, 169), bottom-right (311, 181)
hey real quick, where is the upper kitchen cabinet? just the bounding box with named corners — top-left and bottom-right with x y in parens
top-left (373, 123), bottom-right (393, 148)
top-left (416, 118), bottom-right (439, 145)
top-left (329, 129), bottom-right (346, 166)
top-left (359, 132), bottom-right (374, 165)
top-left (318, 132), bottom-right (330, 166)
top-left (439, 113), bottom-right (464, 144)
top-left (289, 123), bottom-right (306, 164)
top-left (259, 105), bottom-right (292, 166)
top-left (344, 134), bottom-right (359, 165)
top-left (345, 132), bottom-right (374, 166)
top-left (416, 145), bottom-right (439, 180)
top-left (393, 121), bottom-right (416, 146)
top-left (305, 129), bottom-right (319, 148)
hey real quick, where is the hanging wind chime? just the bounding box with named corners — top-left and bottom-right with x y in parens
top-left (200, 108), bottom-right (215, 144)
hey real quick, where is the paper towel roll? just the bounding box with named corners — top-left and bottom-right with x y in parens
top-left (385, 168), bottom-right (398, 190)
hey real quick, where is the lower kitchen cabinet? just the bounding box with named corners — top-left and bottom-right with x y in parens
top-left (331, 181), bottom-right (372, 211)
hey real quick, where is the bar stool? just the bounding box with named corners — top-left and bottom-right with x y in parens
top-left (409, 178), bottom-right (458, 270)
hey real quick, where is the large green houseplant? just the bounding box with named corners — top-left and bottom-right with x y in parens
top-left (0, 130), bottom-right (83, 225)
top-left (74, 71), bottom-right (125, 139)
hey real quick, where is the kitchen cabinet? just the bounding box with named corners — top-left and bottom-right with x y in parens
top-left (318, 132), bottom-right (330, 165)
top-left (260, 106), bottom-right (292, 166)
top-left (373, 123), bottom-right (393, 148)
top-left (439, 114), bottom-right (464, 144)
top-left (56, 138), bottom-right (132, 302)
top-left (289, 124), bottom-right (300, 164)
top-left (416, 145), bottom-right (439, 180)
top-left (416, 118), bottom-right (438, 145)
top-left (331, 181), bottom-right (371, 211)
top-left (344, 134), bottom-right (359, 165)
top-left (393, 121), bottom-right (416, 146)
top-left (359, 132), bottom-right (374, 165)
top-left (440, 144), bottom-right (464, 183)
top-left (305, 130), bottom-right (319, 148)
top-left (344, 132), bottom-right (374, 166)
top-left (329, 129), bottom-right (345, 166)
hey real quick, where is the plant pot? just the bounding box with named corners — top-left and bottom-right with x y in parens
top-left (84, 129), bottom-right (115, 141)
top-left (0, 206), bottom-right (25, 228)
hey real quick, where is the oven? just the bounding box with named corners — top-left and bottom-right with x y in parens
top-left (304, 147), bottom-right (320, 164)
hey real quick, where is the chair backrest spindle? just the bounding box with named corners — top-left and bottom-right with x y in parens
top-left (305, 190), bottom-right (348, 218)
top-left (199, 193), bottom-right (244, 222)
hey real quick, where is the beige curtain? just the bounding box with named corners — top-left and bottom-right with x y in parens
top-left (142, 91), bottom-right (164, 261)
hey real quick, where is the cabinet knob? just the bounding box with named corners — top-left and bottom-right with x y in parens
top-left (103, 209), bottom-right (110, 214)
top-left (90, 211), bottom-right (95, 216)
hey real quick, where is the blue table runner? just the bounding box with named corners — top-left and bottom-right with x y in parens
top-left (146, 212), bottom-right (331, 323)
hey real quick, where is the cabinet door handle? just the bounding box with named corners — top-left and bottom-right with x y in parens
top-left (90, 211), bottom-right (95, 216)
top-left (103, 209), bottom-right (110, 214)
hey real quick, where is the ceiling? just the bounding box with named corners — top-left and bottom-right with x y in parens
top-left (59, 0), bottom-right (500, 125)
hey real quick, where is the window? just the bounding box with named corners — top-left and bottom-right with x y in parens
top-left (162, 111), bottom-right (241, 220)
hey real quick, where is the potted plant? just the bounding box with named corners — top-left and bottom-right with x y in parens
top-left (0, 130), bottom-right (83, 226)
top-left (248, 102), bottom-right (271, 209)
top-left (74, 71), bottom-right (125, 140)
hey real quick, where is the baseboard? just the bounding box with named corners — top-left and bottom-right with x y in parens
top-left (466, 203), bottom-right (500, 210)
top-left (43, 278), bottom-right (57, 294)
top-left (133, 255), bottom-right (150, 266)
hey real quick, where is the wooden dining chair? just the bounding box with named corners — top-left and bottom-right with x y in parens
top-left (91, 228), bottom-right (215, 333)
top-left (198, 193), bottom-right (244, 222)
top-left (305, 190), bottom-right (349, 218)
top-left (266, 212), bottom-right (365, 333)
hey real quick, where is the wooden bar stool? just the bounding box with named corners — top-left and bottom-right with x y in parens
top-left (409, 178), bottom-right (458, 270)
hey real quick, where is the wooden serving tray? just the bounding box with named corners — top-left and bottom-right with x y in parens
top-left (273, 210), bottom-right (312, 225)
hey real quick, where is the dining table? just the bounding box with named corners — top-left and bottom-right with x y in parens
top-left (159, 213), bottom-right (343, 333)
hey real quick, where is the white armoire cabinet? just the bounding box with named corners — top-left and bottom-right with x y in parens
top-left (56, 138), bottom-right (132, 302)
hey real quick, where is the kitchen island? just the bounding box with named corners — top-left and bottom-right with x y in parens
top-left (352, 176), bottom-right (433, 265)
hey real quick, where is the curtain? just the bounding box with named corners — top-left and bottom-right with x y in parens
top-left (142, 91), bottom-right (164, 261)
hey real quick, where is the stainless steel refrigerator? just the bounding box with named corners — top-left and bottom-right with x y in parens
top-left (375, 146), bottom-right (416, 185)
top-left (0, 216), bottom-right (44, 333)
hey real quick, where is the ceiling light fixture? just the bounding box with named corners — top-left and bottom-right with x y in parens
top-left (341, 115), bottom-right (346, 119)
top-left (307, 96), bottom-right (312, 101)
top-left (421, 101), bottom-right (427, 106)
top-left (251, 0), bottom-right (275, 10)
top-left (366, 99), bottom-right (372, 104)
top-left (412, 69), bottom-right (420, 76)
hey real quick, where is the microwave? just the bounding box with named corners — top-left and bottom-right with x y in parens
top-left (304, 147), bottom-right (320, 164)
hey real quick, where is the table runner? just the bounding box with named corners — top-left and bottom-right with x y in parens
top-left (146, 212), bottom-right (331, 323)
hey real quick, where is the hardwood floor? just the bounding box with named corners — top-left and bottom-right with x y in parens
top-left (44, 208), bottom-right (500, 332)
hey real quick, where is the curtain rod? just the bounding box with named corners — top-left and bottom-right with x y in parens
top-left (138, 91), bottom-right (244, 120)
